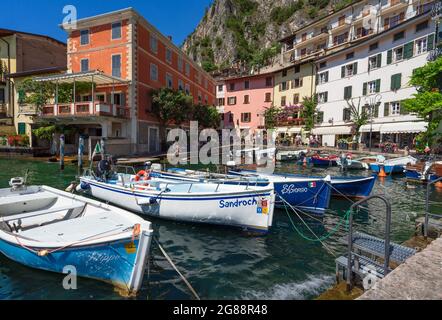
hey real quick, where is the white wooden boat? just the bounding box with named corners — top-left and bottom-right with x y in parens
top-left (79, 171), bottom-right (276, 234)
top-left (0, 178), bottom-right (153, 295)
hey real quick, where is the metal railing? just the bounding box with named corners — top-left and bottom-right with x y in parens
top-left (424, 176), bottom-right (442, 239)
top-left (347, 195), bottom-right (392, 291)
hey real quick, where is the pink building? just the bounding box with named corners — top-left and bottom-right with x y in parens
top-left (220, 73), bottom-right (274, 131)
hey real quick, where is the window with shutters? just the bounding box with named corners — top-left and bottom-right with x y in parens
top-left (150, 35), bottom-right (158, 54)
top-left (393, 31), bottom-right (405, 42)
top-left (293, 94), bottom-right (300, 104)
top-left (281, 96), bottom-right (287, 107)
top-left (367, 80), bottom-right (379, 94)
top-left (280, 81), bottom-right (288, 91)
top-left (80, 59), bottom-right (89, 72)
top-left (166, 73), bottom-right (173, 89)
top-left (265, 92), bottom-right (272, 102)
top-left (390, 101), bottom-right (400, 115)
top-left (318, 92), bottom-right (328, 103)
top-left (344, 86), bottom-right (352, 100)
top-left (389, 12), bottom-right (405, 29)
top-left (241, 113), bottom-right (251, 123)
top-left (217, 98), bottom-right (225, 106)
top-left (368, 54), bottom-right (381, 71)
top-left (229, 83), bottom-right (235, 91)
top-left (416, 21), bottom-right (429, 33)
top-left (342, 62), bottom-right (357, 77)
top-left (316, 111), bottom-right (324, 124)
top-left (294, 65), bottom-right (301, 73)
top-left (150, 63), bottom-right (158, 81)
top-left (343, 108), bottom-right (351, 122)
top-left (393, 46), bottom-right (404, 62)
top-left (415, 37), bottom-right (428, 54)
top-left (266, 77), bottom-right (272, 86)
top-left (227, 97), bottom-right (237, 105)
top-left (334, 32), bottom-right (349, 46)
top-left (293, 78), bottom-right (303, 88)
top-left (391, 73), bottom-right (402, 91)
top-left (18, 123), bottom-right (26, 135)
top-left (244, 95), bottom-right (250, 104)
top-left (318, 71), bottom-right (328, 84)
top-left (112, 55), bottom-right (121, 78)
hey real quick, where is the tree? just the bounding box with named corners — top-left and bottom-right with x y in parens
top-left (263, 105), bottom-right (282, 129)
top-left (151, 88), bottom-right (194, 151)
top-left (191, 104), bottom-right (221, 129)
top-left (301, 96), bottom-right (318, 132)
top-left (345, 97), bottom-right (369, 142)
top-left (402, 56), bottom-right (442, 151)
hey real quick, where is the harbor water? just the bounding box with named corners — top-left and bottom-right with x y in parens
top-left (0, 158), bottom-right (441, 300)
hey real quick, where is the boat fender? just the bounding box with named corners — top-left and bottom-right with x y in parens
top-left (324, 175), bottom-right (332, 183)
top-left (132, 224), bottom-right (141, 241)
top-left (134, 170), bottom-right (151, 184)
top-left (38, 250), bottom-right (49, 257)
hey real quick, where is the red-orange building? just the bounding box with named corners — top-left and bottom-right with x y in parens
top-left (35, 8), bottom-right (216, 155)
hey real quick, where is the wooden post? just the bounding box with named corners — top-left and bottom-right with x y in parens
top-left (60, 134), bottom-right (65, 171)
top-left (78, 135), bottom-right (85, 176)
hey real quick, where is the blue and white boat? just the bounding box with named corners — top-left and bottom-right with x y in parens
top-left (79, 170), bottom-right (276, 234)
top-left (153, 168), bottom-right (332, 215)
top-left (369, 156), bottom-right (417, 174)
top-left (405, 161), bottom-right (441, 183)
top-left (0, 178), bottom-right (153, 295)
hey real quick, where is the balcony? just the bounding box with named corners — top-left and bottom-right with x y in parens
top-left (41, 102), bottom-right (130, 119)
top-left (381, 0), bottom-right (409, 15)
top-left (0, 61), bottom-right (8, 84)
top-left (18, 104), bottom-right (39, 115)
top-left (331, 19), bottom-right (352, 33)
top-left (299, 29), bottom-right (329, 46)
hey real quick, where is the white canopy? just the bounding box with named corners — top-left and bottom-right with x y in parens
top-left (312, 126), bottom-right (352, 135)
top-left (276, 127), bottom-right (302, 134)
top-left (33, 70), bottom-right (129, 85)
top-left (360, 121), bottom-right (428, 134)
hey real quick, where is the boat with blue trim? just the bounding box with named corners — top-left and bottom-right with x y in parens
top-left (78, 169), bottom-right (276, 234)
top-left (310, 154), bottom-right (339, 167)
top-left (405, 161), bottom-right (441, 183)
top-left (0, 178), bottom-right (153, 296)
top-left (369, 156), bottom-right (417, 174)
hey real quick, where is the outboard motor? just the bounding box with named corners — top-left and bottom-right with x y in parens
top-left (9, 177), bottom-right (25, 191)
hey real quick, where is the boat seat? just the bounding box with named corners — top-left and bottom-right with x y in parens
top-left (19, 212), bottom-right (132, 243)
top-left (1, 201), bottom-right (86, 223)
top-left (0, 193), bottom-right (58, 216)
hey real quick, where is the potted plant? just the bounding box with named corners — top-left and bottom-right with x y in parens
top-left (337, 138), bottom-right (349, 150)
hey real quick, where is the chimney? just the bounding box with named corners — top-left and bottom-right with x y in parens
top-left (168, 35), bottom-right (172, 41)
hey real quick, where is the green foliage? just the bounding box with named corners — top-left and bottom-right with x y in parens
top-left (334, 0), bottom-right (354, 11)
top-left (402, 57), bottom-right (442, 150)
top-left (151, 88), bottom-right (193, 126)
top-left (33, 125), bottom-right (56, 141)
top-left (270, 2), bottom-right (300, 25)
top-left (191, 104), bottom-right (221, 129)
top-left (215, 37), bottom-right (223, 48)
top-left (232, 0), bottom-right (258, 16)
top-left (264, 105), bottom-right (283, 129)
top-left (346, 97), bottom-right (369, 140)
top-left (301, 96), bottom-right (318, 132)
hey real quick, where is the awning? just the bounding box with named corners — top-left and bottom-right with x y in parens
top-left (360, 121), bottom-right (428, 134)
top-left (312, 126), bottom-right (352, 135)
top-left (33, 70), bottom-right (129, 85)
top-left (276, 127), bottom-right (302, 134)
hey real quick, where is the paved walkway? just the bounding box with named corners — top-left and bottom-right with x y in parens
top-left (358, 237), bottom-right (442, 300)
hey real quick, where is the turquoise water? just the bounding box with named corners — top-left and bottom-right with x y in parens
top-left (0, 158), bottom-right (441, 300)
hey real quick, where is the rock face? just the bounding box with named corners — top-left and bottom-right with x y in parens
top-left (182, 0), bottom-right (348, 73)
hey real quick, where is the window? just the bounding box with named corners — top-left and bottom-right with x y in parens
top-left (166, 73), bottom-right (173, 89)
top-left (265, 92), bottom-right (272, 102)
top-left (363, 79), bottom-right (381, 95)
top-left (368, 54), bottom-right (382, 71)
top-left (244, 80), bottom-right (250, 89)
top-left (80, 59), bottom-right (89, 72)
top-left (241, 113), bottom-right (251, 123)
top-left (227, 97), bottom-right (237, 105)
top-left (150, 63), bottom-right (158, 81)
top-left (178, 56), bottom-right (184, 72)
top-left (318, 71), bottom-right (328, 84)
top-left (0, 88), bottom-right (5, 103)
top-left (229, 83), bottom-right (235, 91)
top-left (391, 73), bottom-right (402, 91)
top-left (150, 35), bottom-right (158, 54)
top-left (344, 86), bottom-right (352, 100)
top-left (244, 95), bottom-right (250, 104)
top-left (319, 62), bottom-right (327, 69)
top-left (341, 62), bottom-right (358, 77)
top-left (393, 46), bottom-right (404, 62)
top-left (185, 63), bottom-right (190, 76)
top-left (302, 33), bottom-right (307, 41)
top-left (369, 42), bottom-right (378, 51)
top-left (112, 55), bottom-right (121, 78)
top-left (318, 92), bottom-right (328, 103)
top-left (112, 22), bottom-right (122, 40)
top-left (293, 78), bottom-right (303, 88)
top-left (218, 85), bottom-right (223, 92)
top-left (293, 94), bottom-right (300, 104)
top-left (198, 92), bottom-right (202, 103)
top-left (166, 48), bottom-right (173, 64)
top-left (204, 78), bottom-right (208, 89)
top-left (282, 69), bottom-right (288, 77)
top-left (178, 79), bottom-right (184, 91)
top-left (346, 52), bottom-right (354, 60)
top-left (18, 123), bottom-right (26, 135)
top-left (393, 31), bottom-right (405, 42)
top-left (334, 32), bottom-right (348, 45)
top-left (338, 15), bottom-right (346, 26)
top-left (294, 65), bottom-right (301, 73)
top-left (386, 12), bottom-right (405, 29)
top-left (416, 21), bottom-right (429, 33)
top-left (316, 111), bottom-right (324, 124)
top-left (415, 37), bottom-right (428, 54)
top-left (343, 108), bottom-right (351, 122)
top-left (279, 81), bottom-right (288, 91)
top-left (205, 95), bottom-right (208, 104)
top-left (390, 101), bottom-right (401, 115)
top-left (185, 84), bottom-right (190, 95)
top-left (281, 96), bottom-right (286, 107)
top-left (217, 98), bottom-right (225, 106)
top-left (80, 30), bottom-right (89, 45)
top-left (265, 77), bottom-right (272, 86)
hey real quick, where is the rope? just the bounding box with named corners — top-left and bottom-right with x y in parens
top-left (326, 181), bottom-right (357, 204)
top-left (154, 237), bottom-right (201, 301)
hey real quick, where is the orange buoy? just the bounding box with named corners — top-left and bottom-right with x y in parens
top-left (435, 181), bottom-right (442, 188)
top-left (378, 166), bottom-right (387, 178)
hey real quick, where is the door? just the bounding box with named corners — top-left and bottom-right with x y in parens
top-left (148, 127), bottom-right (159, 153)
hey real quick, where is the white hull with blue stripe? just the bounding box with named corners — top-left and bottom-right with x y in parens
top-left (79, 175), bottom-right (275, 234)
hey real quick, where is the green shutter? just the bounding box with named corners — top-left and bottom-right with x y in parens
top-left (391, 73), bottom-right (401, 91)
top-left (344, 86), bottom-right (352, 100)
top-left (363, 82), bottom-right (367, 95)
top-left (377, 53), bottom-right (382, 68)
top-left (384, 103), bottom-right (389, 117)
top-left (387, 50), bottom-right (392, 64)
top-left (404, 42), bottom-right (414, 59)
top-left (18, 123), bottom-right (26, 135)
top-left (341, 66), bottom-right (346, 78)
top-left (375, 79), bottom-right (381, 93)
top-left (428, 33), bottom-right (435, 51)
top-left (374, 105), bottom-right (379, 118)
top-left (353, 62), bottom-right (358, 75)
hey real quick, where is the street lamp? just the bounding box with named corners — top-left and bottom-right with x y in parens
top-left (364, 94), bottom-right (382, 152)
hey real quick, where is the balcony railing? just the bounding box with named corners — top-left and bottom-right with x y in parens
top-left (382, 0), bottom-right (409, 14)
top-left (18, 104), bottom-right (39, 115)
top-left (40, 102), bottom-right (130, 119)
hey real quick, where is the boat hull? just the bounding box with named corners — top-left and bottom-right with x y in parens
top-left (310, 157), bottom-right (338, 167)
top-left (330, 176), bottom-right (377, 198)
top-left (405, 169), bottom-right (440, 183)
top-left (81, 178), bottom-right (275, 234)
top-left (370, 164), bottom-right (405, 174)
top-left (0, 236), bottom-right (148, 293)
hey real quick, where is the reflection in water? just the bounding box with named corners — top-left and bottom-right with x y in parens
top-left (0, 159), bottom-right (440, 299)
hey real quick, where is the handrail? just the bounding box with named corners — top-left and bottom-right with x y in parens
top-left (347, 195), bottom-right (392, 292)
top-left (424, 176), bottom-right (442, 239)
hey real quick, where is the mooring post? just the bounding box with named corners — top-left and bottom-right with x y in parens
top-left (60, 134), bottom-right (65, 171)
top-left (78, 135), bottom-right (85, 176)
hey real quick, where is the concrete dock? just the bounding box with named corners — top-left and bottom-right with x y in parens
top-left (358, 237), bottom-right (442, 300)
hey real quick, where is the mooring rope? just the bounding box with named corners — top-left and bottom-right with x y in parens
top-left (154, 237), bottom-right (201, 301)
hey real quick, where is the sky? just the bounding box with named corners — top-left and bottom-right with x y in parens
top-left (1, 0), bottom-right (213, 46)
